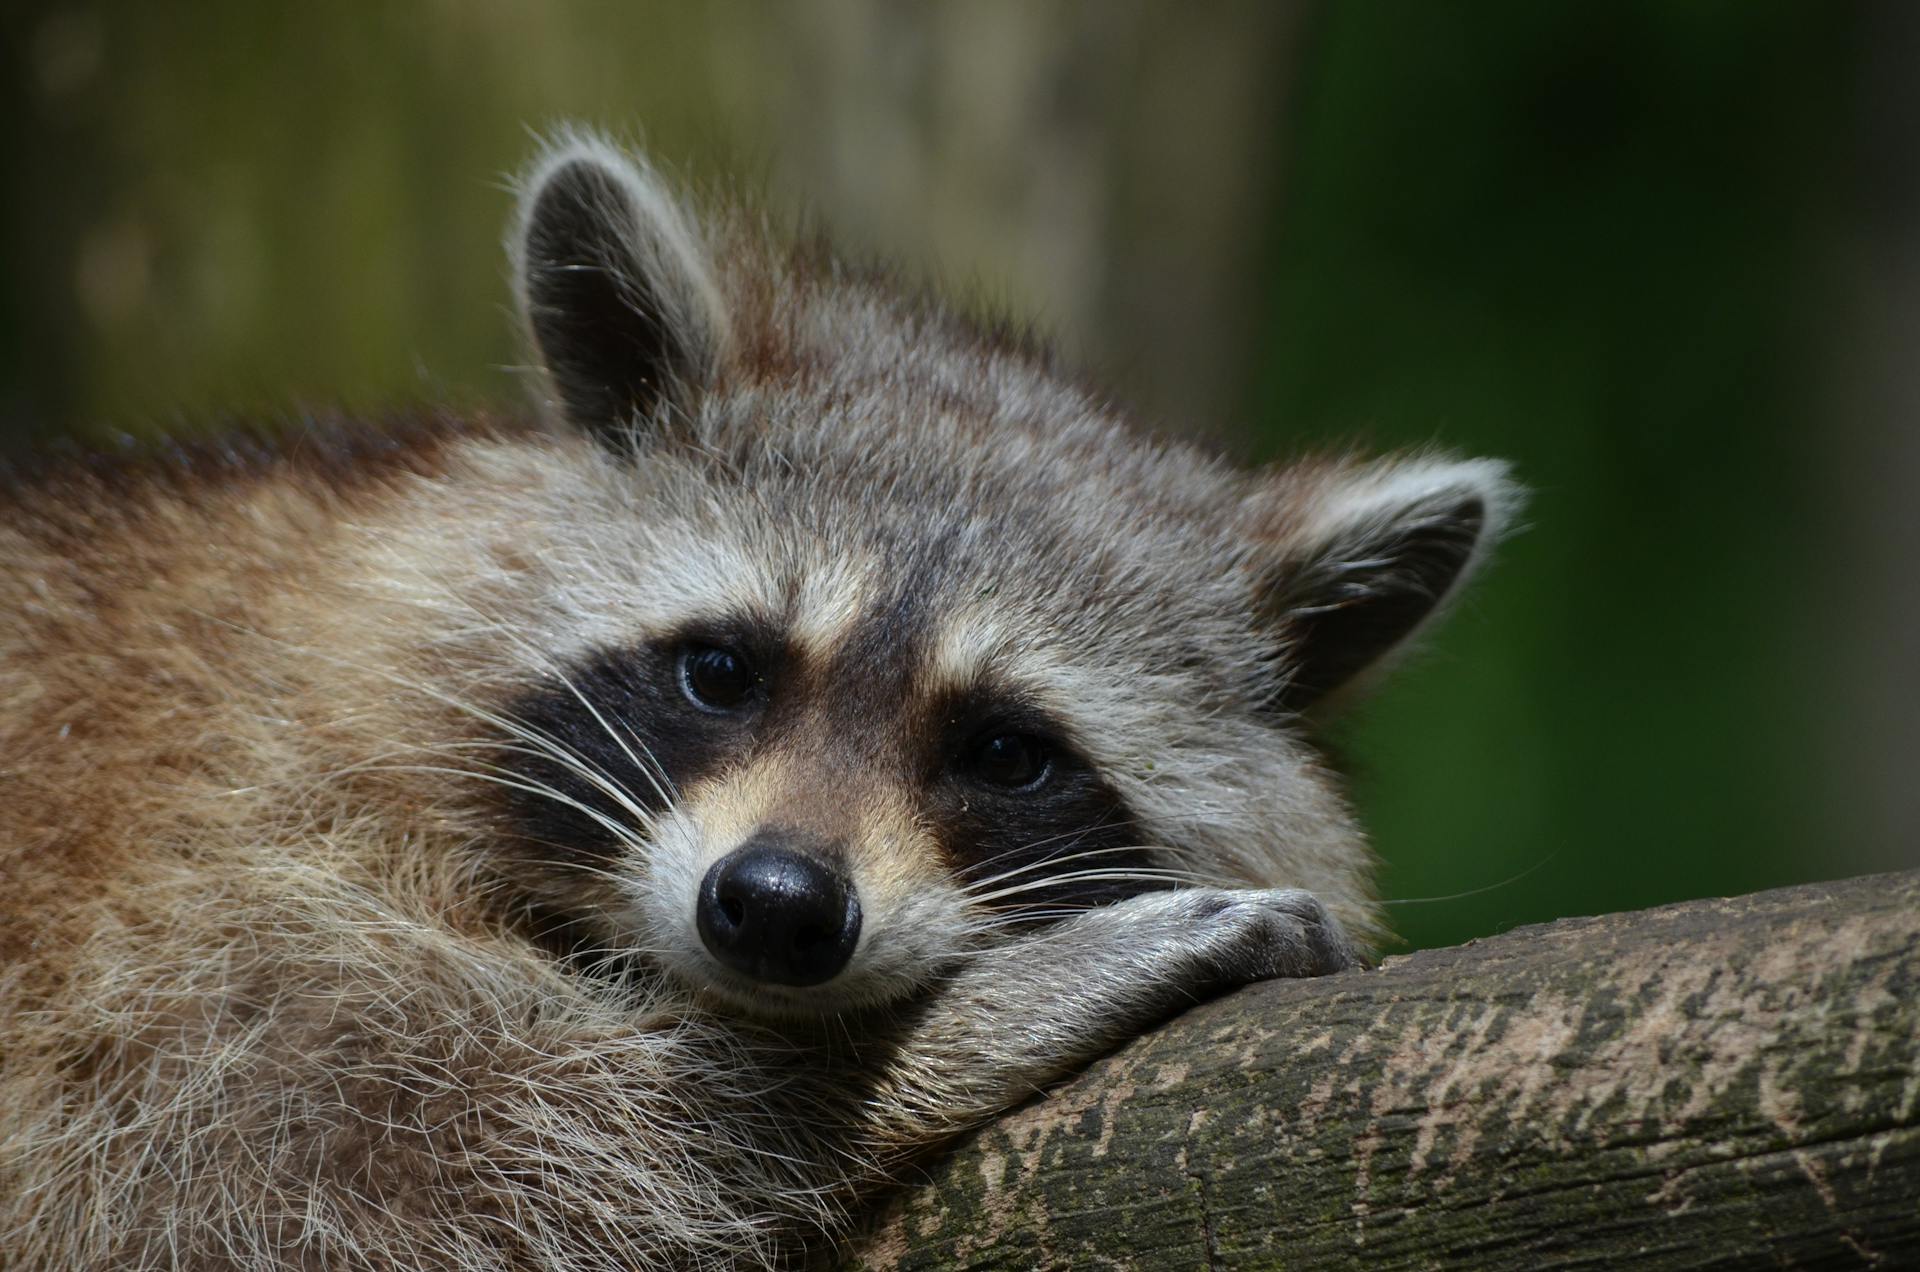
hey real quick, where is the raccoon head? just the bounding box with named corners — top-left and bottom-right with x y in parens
top-left (488, 135), bottom-right (1518, 1019)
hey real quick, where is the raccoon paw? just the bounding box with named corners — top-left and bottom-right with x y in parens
top-left (1169, 886), bottom-right (1360, 985)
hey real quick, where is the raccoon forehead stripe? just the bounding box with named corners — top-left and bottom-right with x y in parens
top-left (785, 554), bottom-right (878, 660)
top-left (924, 609), bottom-right (1103, 718)
top-left (925, 608), bottom-right (1023, 690)
top-left (531, 512), bottom-right (772, 654)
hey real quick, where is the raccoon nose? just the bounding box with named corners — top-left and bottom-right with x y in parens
top-left (697, 839), bottom-right (862, 987)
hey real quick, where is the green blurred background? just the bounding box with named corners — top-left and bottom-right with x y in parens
top-left (4, 2), bottom-right (1912, 950)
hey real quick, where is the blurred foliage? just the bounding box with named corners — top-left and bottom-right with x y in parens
top-left (0, 1), bottom-right (765, 437)
top-left (1253, 1), bottom-right (1856, 947)
top-left (0, 2), bottom-right (1881, 950)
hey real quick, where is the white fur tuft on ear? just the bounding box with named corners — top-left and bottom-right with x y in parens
top-left (510, 129), bottom-right (730, 447)
top-left (1245, 453), bottom-right (1522, 713)
top-left (1294, 454), bottom-right (1521, 584)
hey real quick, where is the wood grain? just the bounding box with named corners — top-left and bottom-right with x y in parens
top-left (853, 872), bottom-right (1920, 1270)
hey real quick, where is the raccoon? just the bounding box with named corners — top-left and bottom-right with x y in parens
top-left (0, 134), bottom-right (1516, 1271)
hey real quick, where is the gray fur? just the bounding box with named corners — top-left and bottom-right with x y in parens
top-left (0, 133), bottom-right (1515, 1270)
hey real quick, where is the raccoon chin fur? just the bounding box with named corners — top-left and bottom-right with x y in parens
top-left (0, 130), bottom-right (1519, 1271)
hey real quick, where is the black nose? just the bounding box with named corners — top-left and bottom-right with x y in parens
top-left (697, 838), bottom-right (861, 987)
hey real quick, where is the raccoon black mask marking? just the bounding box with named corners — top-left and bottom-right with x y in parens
top-left (0, 130), bottom-right (1517, 1271)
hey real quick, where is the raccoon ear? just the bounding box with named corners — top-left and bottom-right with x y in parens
top-left (512, 136), bottom-right (728, 448)
top-left (1246, 456), bottom-right (1519, 715)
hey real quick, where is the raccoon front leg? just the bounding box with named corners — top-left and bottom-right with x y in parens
top-left (869, 887), bottom-right (1359, 1132)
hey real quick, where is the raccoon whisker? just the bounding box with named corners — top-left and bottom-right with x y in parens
top-left (490, 842), bottom-right (641, 894)
top-left (366, 557), bottom-right (682, 814)
top-left (967, 908), bottom-right (1091, 932)
top-left (960, 841), bottom-right (1162, 894)
top-left (472, 739), bottom-right (661, 830)
top-left (181, 603), bottom-right (678, 820)
top-left (463, 606), bottom-right (680, 812)
top-left (444, 734), bottom-right (658, 832)
top-left (297, 739), bottom-right (659, 875)
top-left (520, 921), bottom-right (676, 976)
top-left (347, 762), bottom-right (650, 858)
top-left (551, 680), bottom-right (678, 812)
top-left (958, 818), bottom-right (1158, 890)
top-left (1381, 853), bottom-right (1557, 906)
top-left (468, 704), bottom-right (670, 819)
top-left (414, 704), bottom-right (668, 837)
top-left (953, 814), bottom-right (1133, 883)
top-left (966, 867), bottom-right (1202, 908)
top-left (979, 864), bottom-right (1199, 891)
top-left (325, 740), bottom-right (655, 841)
top-left (969, 902), bottom-right (1095, 922)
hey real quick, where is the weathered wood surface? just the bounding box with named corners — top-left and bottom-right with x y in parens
top-left (853, 871), bottom-right (1920, 1270)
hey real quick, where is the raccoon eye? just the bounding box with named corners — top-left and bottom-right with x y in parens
top-left (964, 732), bottom-right (1052, 790)
top-left (680, 645), bottom-right (758, 711)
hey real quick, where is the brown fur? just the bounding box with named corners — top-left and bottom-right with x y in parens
top-left (0, 136), bottom-right (1514, 1270)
